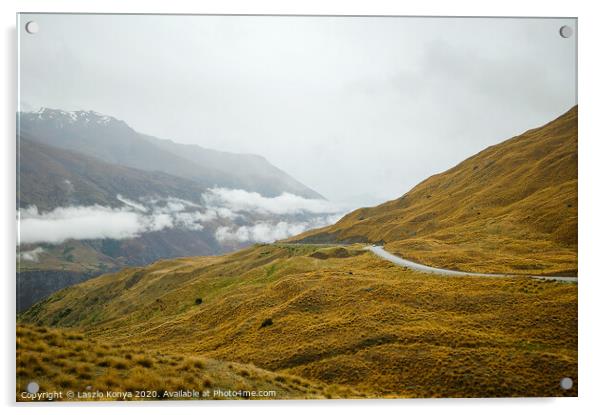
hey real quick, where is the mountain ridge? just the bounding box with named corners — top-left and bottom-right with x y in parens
top-left (19, 108), bottom-right (323, 199)
top-left (17, 135), bottom-right (209, 211)
top-left (287, 106), bottom-right (578, 276)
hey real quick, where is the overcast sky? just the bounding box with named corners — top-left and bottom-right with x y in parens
top-left (18, 14), bottom-right (577, 207)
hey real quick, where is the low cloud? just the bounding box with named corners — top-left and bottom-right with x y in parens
top-left (63, 179), bottom-right (74, 194)
top-left (18, 189), bottom-right (347, 246)
top-left (215, 215), bottom-right (342, 244)
top-left (18, 205), bottom-right (172, 245)
top-left (147, 196), bottom-right (202, 213)
top-left (18, 247), bottom-right (45, 262)
top-left (188, 206), bottom-right (238, 222)
top-left (17, 202), bottom-right (206, 245)
top-left (202, 188), bottom-right (341, 216)
top-left (171, 211), bottom-right (205, 231)
top-left (206, 188), bottom-right (345, 244)
top-left (116, 194), bottom-right (148, 212)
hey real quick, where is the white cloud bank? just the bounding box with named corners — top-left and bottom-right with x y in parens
top-left (215, 215), bottom-right (342, 244)
top-left (18, 189), bottom-right (347, 246)
top-left (204, 188), bottom-right (345, 243)
top-left (18, 205), bottom-right (174, 245)
top-left (202, 188), bottom-right (341, 216)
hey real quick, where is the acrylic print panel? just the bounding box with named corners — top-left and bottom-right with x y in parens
top-left (16, 14), bottom-right (577, 401)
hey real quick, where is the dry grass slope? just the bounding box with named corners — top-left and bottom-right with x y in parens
top-left (289, 106), bottom-right (578, 276)
top-left (20, 244), bottom-right (577, 398)
top-left (17, 324), bottom-right (356, 401)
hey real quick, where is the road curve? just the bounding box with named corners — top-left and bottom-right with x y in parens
top-left (365, 245), bottom-right (577, 284)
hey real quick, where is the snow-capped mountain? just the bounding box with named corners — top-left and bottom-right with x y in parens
top-left (28, 108), bottom-right (117, 126)
top-left (18, 108), bottom-right (323, 199)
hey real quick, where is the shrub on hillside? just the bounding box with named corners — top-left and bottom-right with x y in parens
top-left (260, 318), bottom-right (273, 328)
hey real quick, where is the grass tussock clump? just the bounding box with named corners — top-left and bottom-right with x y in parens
top-left (134, 356), bottom-right (154, 368)
top-left (179, 357), bottom-right (205, 371)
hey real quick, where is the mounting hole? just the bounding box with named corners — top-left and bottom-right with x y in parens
top-left (559, 25), bottom-right (573, 39)
top-left (26, 381), bottom-right (40, 394)
top-left (25, 21), bottom-right (39, 34)
top-left (560, 377), bottom-right (573, 390)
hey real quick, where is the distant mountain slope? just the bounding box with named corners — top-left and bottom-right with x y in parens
top-left (289, 106), bottom-right (578, 275)
top-left (19, 108), bottom-right (322, 199)
top-left (17, 136), bottom-right (208, 211)
top-left (17, 109), bottom-right (328, 310)
top-left (142, 134), bottom-right (323, 200)
top-left (16, 137), bottom-right (219, 311)
top-left (16, 136), bottom-right (224, 311)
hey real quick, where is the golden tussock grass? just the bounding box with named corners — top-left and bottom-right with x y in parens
top-left (19, 243), bottom-right (577, 398)
top-left (16, 324), bottom-right (351, 401)
top-left (289, 106), bottom-right (577, 276)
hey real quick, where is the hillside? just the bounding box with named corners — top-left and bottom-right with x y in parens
top-left (289, 106), bottom-right (578, 276)
top-left (17, 324), bottom-right (357, 401)
top-left (142, 134), bottom-right (323, 201)
top-left (18, 108), bottom-right (322, 199)
top-left (17, 136), bottom-right (210, 211)
top-left (17, 227), bottom-right (222, 312)
top-left (20, 243), bottom-right (577, 398)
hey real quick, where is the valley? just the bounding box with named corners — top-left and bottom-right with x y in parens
top-left (17, 106), bottom-right (578, 400)
top-left (17, 108), bottom-right (335, 310)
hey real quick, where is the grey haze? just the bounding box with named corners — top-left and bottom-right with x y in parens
top-left (18, 14), bottom-right (577, 207)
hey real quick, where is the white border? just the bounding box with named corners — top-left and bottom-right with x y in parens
top-left (2, 1), bottom-right (601, 415)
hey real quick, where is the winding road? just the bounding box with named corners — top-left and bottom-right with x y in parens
top-left (365, 245), bottom-right (578, 284)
